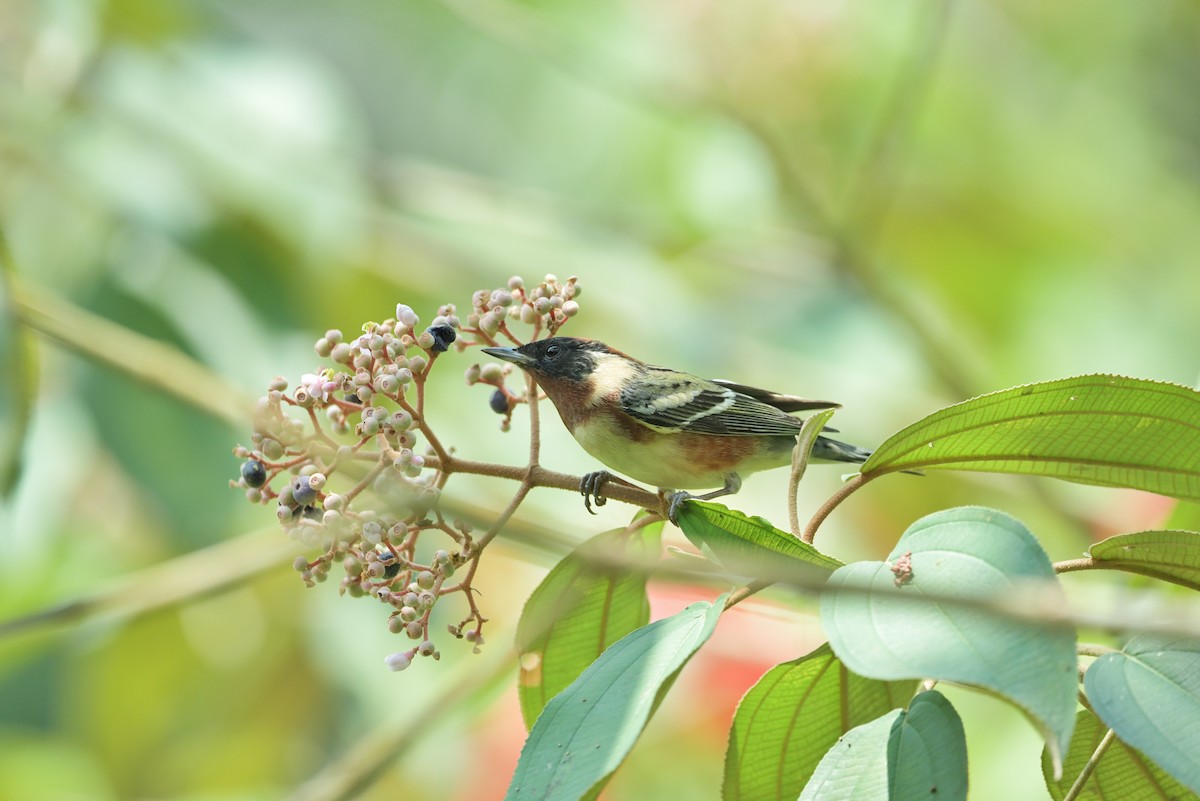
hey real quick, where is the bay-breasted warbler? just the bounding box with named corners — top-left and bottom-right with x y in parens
top-left (481, 337), bottom-right (872, 517)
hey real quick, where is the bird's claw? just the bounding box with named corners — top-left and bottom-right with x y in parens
top-left (665, 490), bottom-right (694, 525)
top-left (580, 471), bottom-right (612, 515)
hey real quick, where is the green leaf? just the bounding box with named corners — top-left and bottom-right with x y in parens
top-left (674, 501), bottom-right (843, 579)
top-left (819, 506), bottom-right (1077, 775)
top-left (1085, 634), bottom-right (1200, 795)
top-left (888, 690), bottom-right (968, 801)
top-left (1087, 530), bottom-right (1200, 591)
top-left (515, 520), bottom-right (662, 728)
top-left (1042, 709), bottom-right (1198, 801)
top-left (861, 375), bottom-right (1200, 502)
top-left (798, 709), bottom-right (898, 801)
top-left (504, 595), bottom-right (727, 801)
top-left (797, 691), bottom-right (967, 801)
top-left (724, 644), bottom-right (917, 801)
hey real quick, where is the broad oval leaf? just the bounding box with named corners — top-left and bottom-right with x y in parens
top-left (819, 506), bottom-right (1077, 774)
top-left (1087, 530), bottom-right (1200, 591)
top-left (797, 691), bottom-right (967, 801)
top-left (861, 375), bottom-right (1200, 502)
top-left (724, 644), bottom-right (917, 801)
top-left (888, 690), bottom-right (968, 801)
top-left (516, 520), bottom-right (662, 727)
top-left (1041, 709), bottom-right (1198, 801)
top-left (505, 595), bottom-right (727, 801)
top-left (798, 709), bottom-right (898, 801)
top-left (674, 501), bottom-right (843, 579)
top-left (1085, 634), bottom-right (1200, 795)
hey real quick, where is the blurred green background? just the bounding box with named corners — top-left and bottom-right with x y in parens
top-left (2, 0), bottom-right (1199, 799)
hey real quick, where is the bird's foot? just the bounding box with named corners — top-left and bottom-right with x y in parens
top-left (665, 474), bottom-right (743, 525)
top-left (665, 491), bottom-right (694, 525)
top-left (580, 471), bottom-right (647, 514)
top-left (580, 471), bottom-right (613, 515)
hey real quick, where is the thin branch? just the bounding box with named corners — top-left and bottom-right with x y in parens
top-left (723, 580), bottom-right (771, 610)
top-left (1055, 557), bottom-right (1097, 574)
top-left (429, 455), bottom-right (661, 510)
top-left (1076, 642), bottom-right (1118, 658)
top-left (789, 409), bottom-right (838, 538)
top-left (803, 472), bottom-right (871, 544)
top-left (1062, 728), bottom-right (1117, 801)
top-left (526, 370), bottom-right (542, 466)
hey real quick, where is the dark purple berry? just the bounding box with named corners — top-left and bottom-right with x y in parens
top-left (241, 459), bottom-right (267, 488)
top-left (489, 389), bottom-right (508, 415)
top-left (426, 324), bottom-right (456, 353)
top-left (378, 552), bottom-right (402, 580)
top-left (292, 476), bottom-right (317, 505)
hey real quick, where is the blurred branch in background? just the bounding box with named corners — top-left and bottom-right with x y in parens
top-left (0, 528), bottom-right (291, 638)
top-left (286, 630), bottom-right (515, 801)
top-left (11, 276), bottom-right (254, 426)
top-left (731, 0), bottom-right (982, 403)
top-left (0, 229), bottom-right (38, 496)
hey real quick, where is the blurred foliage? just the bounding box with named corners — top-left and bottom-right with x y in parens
top-left (2, 0), bottom-right (1199, 799)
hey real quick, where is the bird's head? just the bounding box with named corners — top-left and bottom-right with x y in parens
top-left (481, 337), bottom-right (622, 384)
top-left (481, 338), bottom-right (644, 425)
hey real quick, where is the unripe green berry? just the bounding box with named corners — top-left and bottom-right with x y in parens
top-left (416, 571), bottom-right (435, 589)
top-left (405, 621), bottom-right (423, 639)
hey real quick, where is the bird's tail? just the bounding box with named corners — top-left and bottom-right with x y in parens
top-left (812, 435), bottom-right (873, 465)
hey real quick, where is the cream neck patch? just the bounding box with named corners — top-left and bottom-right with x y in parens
top-left (585, 352), bottom-right (641, 405)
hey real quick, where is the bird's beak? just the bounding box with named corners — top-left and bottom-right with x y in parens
top-left (481, 346), bottom-right (535, 368)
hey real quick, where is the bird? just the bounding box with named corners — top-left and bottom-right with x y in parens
top-left (480, 337), bottom-right (873, 520)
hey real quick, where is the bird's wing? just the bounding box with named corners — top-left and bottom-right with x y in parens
top-left (619, 369), bottom-right (822, 436)
top-left (709, 380), bottom-right (841, 413)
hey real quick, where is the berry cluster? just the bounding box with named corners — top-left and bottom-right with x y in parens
top-left (230, 275), bottom-right (581, 671)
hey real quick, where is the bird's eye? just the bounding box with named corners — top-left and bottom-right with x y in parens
top-left (545, 344), bottom-right (560, 358)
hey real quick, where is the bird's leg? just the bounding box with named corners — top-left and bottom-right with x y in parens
top-left (666, 473), bottom-right (742, 524)
top-left (579, 470), bottom-right (642, 514)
